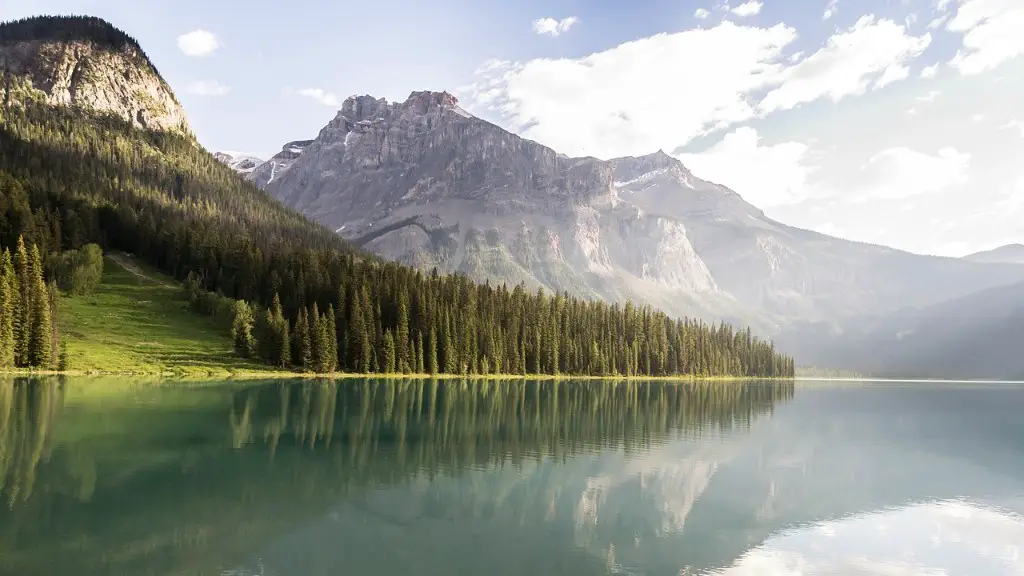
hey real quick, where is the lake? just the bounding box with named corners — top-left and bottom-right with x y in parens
top-left (1, 377), bottom-right (1023, 575)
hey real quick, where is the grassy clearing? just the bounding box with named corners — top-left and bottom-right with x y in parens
top-left (56, 255), bottom-right (283, 378)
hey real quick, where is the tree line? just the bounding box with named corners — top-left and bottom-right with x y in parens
top-left (0, 237), bottom-right (63, 370)
top-left (0, 20), bottom-right (794, 377)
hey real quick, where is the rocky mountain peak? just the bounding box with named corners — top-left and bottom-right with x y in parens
top-left (0, 15), bottom-right (190, 134)
top-left (401, 90), bottom-right (463, 114)
top-left (340, 94), bottom-right (390, 121)
top-left (609, 149), bottom-right (687, 182)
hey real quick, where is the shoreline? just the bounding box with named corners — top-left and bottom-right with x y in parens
top-left (0, 368), bottom-right (793, 383)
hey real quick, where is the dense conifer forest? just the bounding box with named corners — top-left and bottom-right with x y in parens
top-left (0, 15), bottom-right (794, 377)
top-left (0, 238), bottom-right (63, 370)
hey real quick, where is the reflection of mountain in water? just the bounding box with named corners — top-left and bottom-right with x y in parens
top-left (0, 377), bottom-right (792, 576)
top-left (231, 382), bottom-right (1024, 576)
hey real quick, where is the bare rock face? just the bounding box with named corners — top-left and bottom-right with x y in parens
top-left (0, 16), bottom-right (190, 134)
top-left (264, 90), bottom-right (733, 321)
top-left (261, 90), bottom-right (1024, 333)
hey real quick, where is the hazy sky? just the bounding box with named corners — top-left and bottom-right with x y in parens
top-left (3, 0), bottom-right (1022, 257)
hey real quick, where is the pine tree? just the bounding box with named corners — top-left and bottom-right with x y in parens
top-left (28, 244), bottom-right (52, 367)
top-left (314, 310), bottom-right (334, 373)
top-left (396, 292), bottom-right (410, 373)
top-left (382, 329), bottom-right (396, 373)
top-left (57, 340), bottom-right (69, 371)
top-left (292, 307), bottom-right (311, 370)
top-left (309, 302), bottom-right (321, 370)
top-left (348, 286), bottom-right (371, 373)
top-left (12, 236), bottom-right (29, 367)
top-left (231, 300), bottom-right (256, 357)
top-left (270, 293), bottom-right (290, 368)
top-left (427, 326), bottom-right (438, 375)
top-left (443, 311), bottom-right (457, 374)
top-left (326, 304), bottom-right (338, 373)
top-left (0, 249), bottom-right (14, 368)
top-left (416, 331), bottom-right (425, 374)
top-left (47, 280), bottom-right (60, 365)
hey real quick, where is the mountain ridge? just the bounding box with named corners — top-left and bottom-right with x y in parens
top-left (0, 15), bottom-right (190, 135)
top-left (962, 243), bottom-right (1024, 264)
top-left (256, 90), bottom-right (1024, 338)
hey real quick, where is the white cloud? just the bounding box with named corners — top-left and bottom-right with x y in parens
top-left (854, 146), bottom-right (970, 201)
top-left (680, 127), bottom-right (814, 207)
top-left (186, 80), bottom-right (230, 96)
top-left (694, 8), bottom-right (711, 19)
top-left (759, 16), bottom-right (932, 113)
top-left (947, 1), bottom-right (1024, 75)
top-left (730, 1), bottom-right (763, 17)
top-left (915, 89), bottom-right (941, 102)
top-left (920, 63), bottom-right (939, 78)
top-left (823, 0), bottom-right (838, 20)
top-left (466, 16), bottom-right (934, 160)
top-left (296, 88), bottom-right (342, 107)
top-left (176, 29), bottom-right (220, 57)
top-left (927, 14), bottom-right (951, 28)
top-left (1000, 120), bottom-right (1024, 137)
top-left (464, 21), bottom-right (797, 159)
top-left (971, 113), bottom-right (985, 122)
top-left (531, 16), bottom-right (579, 37)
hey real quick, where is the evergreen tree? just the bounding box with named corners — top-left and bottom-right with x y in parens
top-left (382, 329), bottom-right (396, 374)
top-left (27, 244), bottom-right (52, 367)
top-left (396, 292), bottom-right (410, 373)
top-left (0, 249), bottom-right (14, 368)
top-left (269, 293), bottom-right (290, 368)
top-left (326, 304), bottom-right (338, 373)
top-left (231, 300), bottom-right (256, 357)
top-left (427, 326), bottom-right (438, 375)
top-left (443, 311), bottom-right (457, 374)
top-left (313, 309), bottom-right (334, 373)
top-left (416, 331), bottom-right (425, 374)
top-left (292, 307), bottom-right (311, 370)
top-left (309, 302), bottom-right (321, 371)
top-left (12, 236), bottom-right (29, 367)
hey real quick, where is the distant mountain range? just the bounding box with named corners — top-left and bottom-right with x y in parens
top-left (962, 244), bottom-right (1024, 265)
top-left (220, 90), bottom-right (1024, 373)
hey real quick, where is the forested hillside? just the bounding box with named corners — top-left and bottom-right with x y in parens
top-left (0, 15), bottom-right (793, 378)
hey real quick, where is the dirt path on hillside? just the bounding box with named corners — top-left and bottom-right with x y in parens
top-left (108, 253), bottom-right (176, 288)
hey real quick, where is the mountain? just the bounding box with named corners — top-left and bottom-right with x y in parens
top-left (261, 91), bottom-right (1024, 333)
top-left (214, 151), bottom-right (264, 175)
top-left (248, 139), bottom-right (312, 189)
top-left (0, 15), bottom-right (791, 378)
top-left (775, 280), bottom-right (1024, 380)
top-left (0, 15), bottom-right (189, 134)
top-left (963, 243), bottom-right (1024, 264)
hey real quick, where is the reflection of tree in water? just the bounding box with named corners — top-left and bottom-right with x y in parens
top-left (229, 378), bottom-right (793, 485)
top-left (0, 377), bottom-right (792, 576)
top-left (0, 377), bottom-right (66, 506)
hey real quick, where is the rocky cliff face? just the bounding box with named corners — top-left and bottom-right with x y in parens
top-left (260, 90), bottom-right (1024, 332)
top-left (264, 91), bottom-right (734, 321)
top-left (248, 140), bottom-right (313, 189)
top-left (0, 16), bottom-right (190, 134)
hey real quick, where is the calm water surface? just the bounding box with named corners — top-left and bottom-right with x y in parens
top-left (1, 377), bottom-right (1023, 575)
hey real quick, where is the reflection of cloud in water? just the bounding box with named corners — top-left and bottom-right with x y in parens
top-left (711, 499), bottom-right (1024, 575)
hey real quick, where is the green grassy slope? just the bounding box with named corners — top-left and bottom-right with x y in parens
top-left (57, 255), bottom-right (274, 377)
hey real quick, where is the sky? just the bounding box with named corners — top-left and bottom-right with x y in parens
top-left (2, 0), bottom-right (1023, 257)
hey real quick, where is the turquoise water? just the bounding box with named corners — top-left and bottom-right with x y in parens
top-left (1, 377), bottom-right (1023, 575)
